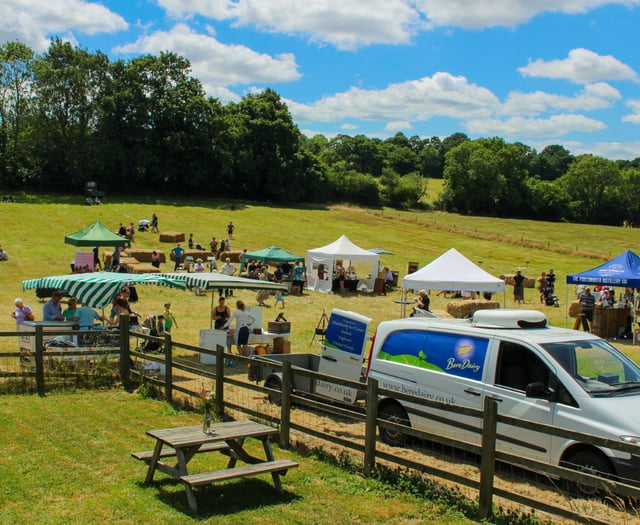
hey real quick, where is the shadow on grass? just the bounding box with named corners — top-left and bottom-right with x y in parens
top-left (145, 477), bottom-right (301, 516)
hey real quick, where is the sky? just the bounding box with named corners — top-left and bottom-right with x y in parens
top-left (1, 1), bottom-right (640, 160)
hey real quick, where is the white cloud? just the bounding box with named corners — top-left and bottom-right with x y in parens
top-left (465, 114), bottom-right (606, 138)
top-left (623, 100), bottom-right (640, 124)
top-left (519, 48), bottom-right (638, 84)
top-left (340, 123), bottom-right (360, 130)
top-left (113, 23), bottom-right (301, 90)
top-left (385, 121), bottom-right (413, 131)
top-left (156, 0), bottom-right (428, 50)
top-left (0, 0), bottom-right (127, 51)
top-left (502, 83), bottom-right (622, 116)
top-left (286, 72), bottom-right (499, 123)
top-left (572, 141), bottom-right (640, 159)
top-left (414, 0), bottom-right (640, 29)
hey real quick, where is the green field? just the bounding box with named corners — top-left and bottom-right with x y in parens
top-left (1, 193), bottom-right (639, 364)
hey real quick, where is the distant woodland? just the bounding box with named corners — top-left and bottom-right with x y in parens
top-left (2, 39), bottom-right (640, 225)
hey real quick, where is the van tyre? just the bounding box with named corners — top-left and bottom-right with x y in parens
top-left (562, 450), bottom-right (615, 498)
top-left (379, 403), bottom-right (410, 446)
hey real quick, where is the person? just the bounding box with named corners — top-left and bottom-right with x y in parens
top-left (547, 269), bottom-right (556, 293)
top-left (513, 269), bottom-right (526, 304)
top-left (600, 289), bottom-right (617, 308)
top-left (188, 233), bottom-right (194, 250)
top-left (93, 246), bottom-right (102, 271)
top-left (111, 246), bottom-right (122, 270)
top-left (12, 298), bottom-right (34, 325)
top-left (163, 303), bottom-right (178, 333)
top-left (221, 257), bottom-right (236, 297)
top-left (223, 299), bottom-right (256, 356)
top-left (171, 243), bottom-right (184, 271)
top-left (227, 221), bottom-right (234, 239)
top-left (256, 266), bottom-right (271, 306)
top-left (273, 265), bottom-right (284, 283)
top-left (150, 213), bottom-right (159, 233)
top-left (109, 287), bottom-right (139, 325)
top-left (335, 265), bottom-right (346, 294)
top-left (412, 289), bottom-right (430, 315)
top-left (127, 222), bottom-right (135, 242)
top-left (537, 272), bottom-right (548, 304)
top-left (74, 302), bottom-right (110, 330)
top-left (43, 291), bottom-right (65, 321)
top-left (151, 250), bottom-right (161, 268)
top-left (118, 223), bottom-right (127, 237)
top-left (579, 287), bottom-right (595, 331)
top-left (156, 314), bottom-right (166, 336)
top-left (385, 267), bottom-right (394, 289)
top-left (209, 237), bottom-right (218, 257)
top-left (275, 291), bottom-right (285, 308)
top-left (193, 258), bottom-right (205, 295)
top-left (0, 247), bottom-right (8, 261)
top-left (212, 296), bottom-right (231, 330)
top-left (62, 297), bottom-right (79, 323)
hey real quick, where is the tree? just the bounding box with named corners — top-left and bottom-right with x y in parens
top-left (0, 41), bottom-right (35, 184)
top-left (534, 145), bottom-right (574, 181)
top-left (556, 155), bottom-right (621, 224)
top-left (328, 134), bottom-right (384, 176)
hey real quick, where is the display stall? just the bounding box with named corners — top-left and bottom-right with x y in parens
top-left (566, 249), bottom-right (640, 335)
top-left (401, 248), bottom-right (506, 317)
top-left (306, 235), bottom-right (380, 293)
top-left (239, 246), bottom-right (304, 275)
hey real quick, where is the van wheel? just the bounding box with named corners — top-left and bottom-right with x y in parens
top-left (562, 450), bottom-right (615, 498)
top-left (379, 403), bottom-right (410, 446)
top-left (265, 376), bottom-right (282, 406)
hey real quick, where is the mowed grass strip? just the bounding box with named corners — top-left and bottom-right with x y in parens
top-left (0, 390), bottom-right (472, 525)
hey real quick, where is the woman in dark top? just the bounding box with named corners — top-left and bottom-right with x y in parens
top-left (212, 296), bottom-right (231, 329)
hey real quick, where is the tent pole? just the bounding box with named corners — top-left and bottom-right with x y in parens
top-left (210, 290), bottom-right (214, 329)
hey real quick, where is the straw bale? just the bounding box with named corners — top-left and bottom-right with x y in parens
top-left (130, 263), bottom-right (160, 274)
top-left (568, 301), bottom-right (582, 318)
top-left (524, 278), bottom-right (536, 288)
top-left (446, 300), bottom-right (500, 319)
top-left (500, 275), bottom-right (515, 286)
top-left (128, 249), bottom-right (166, 263)
top-left (159, 231), bottom-right (185, 243)
top-left (218, 251), bottom-right (243, 263)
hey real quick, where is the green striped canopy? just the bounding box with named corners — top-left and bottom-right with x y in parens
top-left (159, 272), bottom-right (287, 292)
top-left (22, 272), bottom-right (185, 308)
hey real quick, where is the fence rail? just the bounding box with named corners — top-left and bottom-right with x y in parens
top-left (1, 319), bottom-right (639, 524)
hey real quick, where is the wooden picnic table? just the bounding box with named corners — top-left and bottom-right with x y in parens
top-left (132, 420), bottom-right (298, 512)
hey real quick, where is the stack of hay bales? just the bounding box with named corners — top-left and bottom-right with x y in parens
top-left (568, 301), bottom-right (582, 318)
top-left (127, 249), bottom-right (166, 263)
top-left (218, 251), bottom-right (243, 263)
top-left (159, 231), bottom-right (185, 243)
top-left (446, 300), bottom-right (500, 319)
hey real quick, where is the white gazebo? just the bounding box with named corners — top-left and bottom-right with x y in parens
top-left (306, 235), bottom-right (380, 293)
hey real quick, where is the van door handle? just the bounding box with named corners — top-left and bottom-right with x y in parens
top-left (464, 388), bottom-right (481, 396)
top-left (321, 356), bottom-right (337, 362)
top-left (485, 394), bottom-right (503, 403)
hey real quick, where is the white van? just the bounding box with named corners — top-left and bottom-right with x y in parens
top-left (367, 309), bottom-right (640, 494)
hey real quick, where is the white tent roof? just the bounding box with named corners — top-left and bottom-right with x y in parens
top-left (402, 248), bottom-right (505, 292)
top-left (307, 235), bottom-right (380, 263)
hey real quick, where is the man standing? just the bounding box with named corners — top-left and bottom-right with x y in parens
top-left (579, 287), bottom-right (595, 331)
top-left (227, 221), bottom-right (234, 240)
top-left (171, 243), bottom-right (184, 271)
top-left (12, 298), bottom-right (33, 325)
top-left (221, 257), bottom-right (236, 297)
top-left (43, 291), bottom-right (65, 321)
top-left (547, 268), bottom-right (556, 293)
top-left (74, 302), bottom-right (110, 330)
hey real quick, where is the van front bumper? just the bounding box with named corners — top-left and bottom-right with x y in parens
top-left (612, 454), bottom-right (640, 486)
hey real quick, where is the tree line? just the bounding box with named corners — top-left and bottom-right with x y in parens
top-left (1, 39), bottom-right (639, 225)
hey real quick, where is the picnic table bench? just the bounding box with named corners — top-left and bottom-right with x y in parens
top-left (133, 420), bottom-right (298, 512)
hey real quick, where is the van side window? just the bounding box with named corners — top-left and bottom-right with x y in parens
top-left (496, 342), bottom-right (550, 391)
top-left (495, 342), bottom-right (577, 407)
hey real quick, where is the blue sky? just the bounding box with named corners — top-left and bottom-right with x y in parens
top-left (2, 0), bottom-right (640, 159)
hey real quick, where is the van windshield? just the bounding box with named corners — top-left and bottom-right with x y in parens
top-left (541, 339), bottom-right (640, 396)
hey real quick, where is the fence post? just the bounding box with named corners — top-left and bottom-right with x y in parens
top-left (34, 324), bottom-right (45, 397)
top-left (478, 397), bottom-right (498, 521)
top-left (279, 360), bottom-right (292, 449)
top-left (118, 314), bottom-right (131, 391)
top-left (215, 344), bottom-right (225, 416)
top-left (363, 377), bottom-right (378, 477)
top-left (164, 333), bottom-right (172, 404)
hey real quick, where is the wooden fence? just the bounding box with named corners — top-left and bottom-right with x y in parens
top-left (2, 319), bottom-right (640, 524)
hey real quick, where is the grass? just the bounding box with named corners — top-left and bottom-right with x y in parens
top-left (0, 389), bottom-right (473, 524)
top-left (1, 192), bottom-right (639, 363)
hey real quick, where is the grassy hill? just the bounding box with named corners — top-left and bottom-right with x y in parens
top-left (1, 193), bottom-right (638, 361)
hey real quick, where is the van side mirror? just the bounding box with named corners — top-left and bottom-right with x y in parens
top-left (525, 382), bottom-right (555, 400)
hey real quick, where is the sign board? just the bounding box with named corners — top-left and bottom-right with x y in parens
top-left (316, 309), bottom-right (372, 403)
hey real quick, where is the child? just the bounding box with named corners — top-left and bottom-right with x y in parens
top-left (275, 291), bottom-right (285, 308)
top-left (163, 303), bottom-right (178, 333)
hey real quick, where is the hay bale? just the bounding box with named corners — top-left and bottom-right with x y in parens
top-left (159, 231), bottom-right (185, 243)
top-left (568, 301), bottom-right (582, 318)
top-left (218, 251), bottom-right (243, 263)
top-left (524, 278), bottom-right (536, 288)
top-left (128, 249), bottom-right (166, 263)
top-left (500, 274), bottom-right (515, 286)
top-left (130, 263), bottom-right (161, 274)
top-left (446, 300), bottom-right (500, 319)
top-left (169, 249), bottom-right (211, 262)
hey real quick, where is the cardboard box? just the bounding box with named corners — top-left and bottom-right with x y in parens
top-left (268, 321), bottom-right (291, 334)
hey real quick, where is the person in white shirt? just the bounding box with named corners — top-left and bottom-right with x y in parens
top-left (223, 299), bottom-right (256, 356)
top-left (220, 257), bottom-right (236, 298)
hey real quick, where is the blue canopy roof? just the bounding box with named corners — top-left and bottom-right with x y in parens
top-left (566, 250), bottom-right (640, 288)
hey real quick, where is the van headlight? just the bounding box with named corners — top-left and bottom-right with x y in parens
top-left (620, 435), bottom-right (640, 445)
